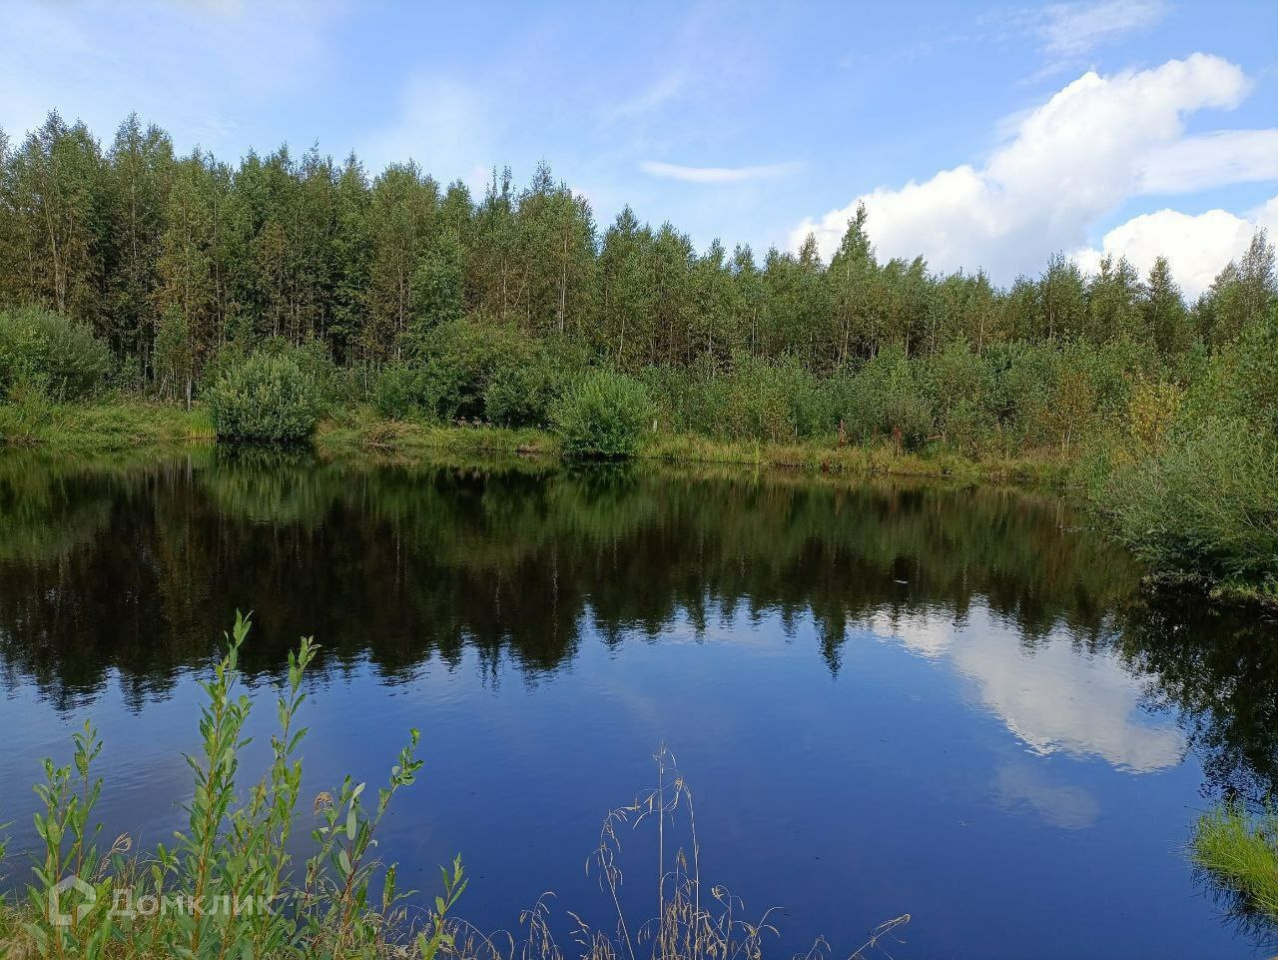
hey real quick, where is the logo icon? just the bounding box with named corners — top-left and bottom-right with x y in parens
top-left (49, 875), bottom-right (96, 927)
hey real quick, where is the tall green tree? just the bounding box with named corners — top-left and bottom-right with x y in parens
top-left (1085, 254), bottom-right (1140, 343)
top-left (365, 162), bottom-right (439, 358)
top-left (1038, 253), bottom-right (1087, 341)
top-left (1, 112), bottom-right (106, 329)
top-left (1141, 256), bottom-right (1190, 359)
top-left (102, 114), bottom-right (173, 372)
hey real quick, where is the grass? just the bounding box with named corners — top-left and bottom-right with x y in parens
top-left (0, 395), bottom-right (213, 451)
top-left (320, 405), bottom-right (1072, 486)
top-left (639, 431), bottom-right (1071, 485)
top-left (1191, 803), bottom-right (1278, 934)
top-left (1, 397), bottom-right (1074, 488)
top-left (0, 619), bottom-right (910, 960)
top-left (316, 406), bottom-right (560, 459)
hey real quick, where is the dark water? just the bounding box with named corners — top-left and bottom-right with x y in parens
top-left (0, 448), bottom-right (1275, 959)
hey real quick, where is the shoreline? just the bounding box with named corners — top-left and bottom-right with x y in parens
top-left (4, 397), bottom-right (1273, 610)
top-left (1, 397), bottom-right (1075, 487)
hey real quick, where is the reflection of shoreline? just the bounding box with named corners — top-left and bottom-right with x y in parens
top-left (0, 449), bottom-right (1272, 807)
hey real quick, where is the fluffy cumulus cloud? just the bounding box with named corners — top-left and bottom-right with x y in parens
top-left (1074, 197), bottom-right (1278, 299)
top-left (792, 54), bottom-right (1276, 297)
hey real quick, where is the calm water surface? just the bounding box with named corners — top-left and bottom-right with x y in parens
top-left (0, 449), bottom-right (1275, 959)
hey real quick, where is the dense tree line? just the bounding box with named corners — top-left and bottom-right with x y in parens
top-left (3, 112), bottom-right (1274, 398)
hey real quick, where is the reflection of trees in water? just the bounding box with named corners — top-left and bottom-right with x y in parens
top-left (0, 453), bottom-right (115, 563)
top-left (1117, 589), bottom-right (1278, 800)
top-left (0, 450), bottom-right (1274, 798)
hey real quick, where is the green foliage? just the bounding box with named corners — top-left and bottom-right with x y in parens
top-left (1182, 307), bottom-right (1278, 436)
top-left (707, 354), bottom-right (832, 443)
top-left (373, 363), bottom-right (432, 421)
top-left (17, 613), bottom-right (464, 959)
top-left (0, 110), bottom-right (1273, 395)
top-left (552, 370), bottom-right (651, 458)
top-left (1102, 417), bottom-right (1278, 589)
top-left (402, 317), bottom-right (534, 422)
top-left (3, 108), bottom-right (1278, 591)
top-left (411, 232), bottom-right (466, 330)
top-left (208, 351), bottom-right (320, 443)
top-left (268, 336), bottom-right (345, 413)
top-left (483, 352), bottom-right (562, 427)
top-left (839, 346), bottom-right (933, 448)
top-left (375, 319), bottom-right (580, 426)
top-left (1192, 802), bottom-right (1278, 924)
top-left (0, 307), bottom-right (113, 401)
top-left (922, 339), bottom-right (997, 451)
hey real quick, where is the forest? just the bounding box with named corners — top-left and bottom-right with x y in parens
top-left (1, 112), bottom-right (1274, 383)
top-left (0, 111), bottom-right (1276, 596)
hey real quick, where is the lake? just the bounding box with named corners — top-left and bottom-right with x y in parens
top-left (0, 448), bottom-right (1274, 959)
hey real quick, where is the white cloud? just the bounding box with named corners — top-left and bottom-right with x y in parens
top-left (609, 71), bottom-right (689, 120)
top-left (1073, 196), bottom-right (1278, 299)
top-left (792, 54), bottom-right (1275, 293)
top-left (1038, 0), bottom-right (1168, 58)
top-left (640, 160), bottom-right (798, 184)
top-left (1137, 130), bottom-right (1278, 195)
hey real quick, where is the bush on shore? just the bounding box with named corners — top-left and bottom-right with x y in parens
top-left (0, 307), bottom-right (113, 402)
top-left (208, 351), bottom-right (319, 443)
top-left (1094, 309), bottom-right (1278, 594)
top-left (552, 370), bottom-right (650, 458)
top-left (1102, 417), bottom-right (1278, 591)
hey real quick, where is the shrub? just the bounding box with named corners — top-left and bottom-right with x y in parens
top-left (992, 342), bottom-right (1059, 448)
top-left (552, 370), bottom-right (651, 458)
top-left (275, 337), bottom-right (344, 412)
top-left (839, 346), bottom-right (933, 448)
top-left (923, 339), bottom-right (997, 451)
top-left (710, 354), bottom-right (831, 443)
top-left (1101, 416), bottom-right (1278, 589)
top-left (0, 306), bottom-right (113, 401)
top-left (484, 355), bottom-right (562, 427)
top-left (405, 316), bottom-right (533, 422)
top-left (1182, 307), bottom-right (1278, 436)
top-left (15, 614), bottom-right (465, 960)
top-left (715, 358), bottom-right (796, 444)
top-left (208, 352), bottom-right (319, 443)
top-left (373, 363), bottom-right (432, 421)
top-left (640, 365), bottom-right (712, 435)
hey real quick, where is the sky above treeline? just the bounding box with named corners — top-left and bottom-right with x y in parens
top-left (1, 0), bottom-right (1274, 298)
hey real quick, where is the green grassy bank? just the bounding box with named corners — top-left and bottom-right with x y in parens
top-left (1, 396), bottom-right (1072, 489)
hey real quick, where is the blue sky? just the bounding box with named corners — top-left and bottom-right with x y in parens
top-left (1, 0), bottom-right (1275, 295)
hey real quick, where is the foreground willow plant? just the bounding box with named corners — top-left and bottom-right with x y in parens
top-left (11, 613), bottom-right (465, 960)
top-left (2, 621), bottom-right (906, 960)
